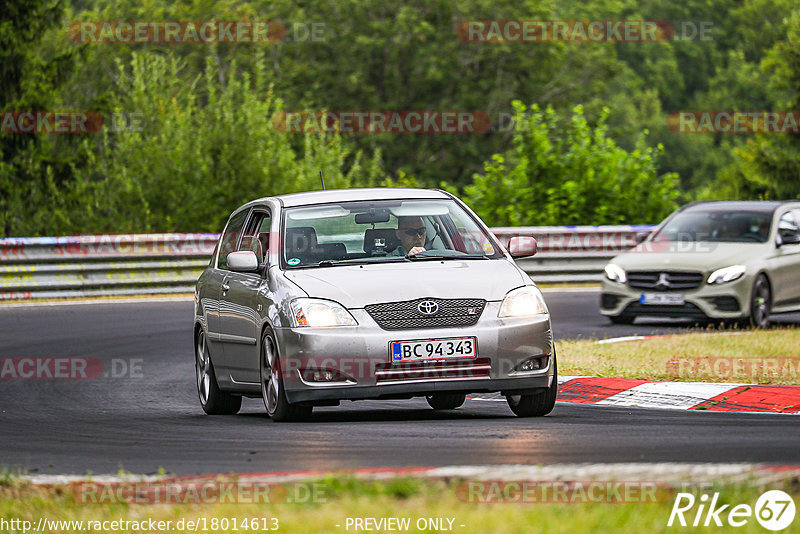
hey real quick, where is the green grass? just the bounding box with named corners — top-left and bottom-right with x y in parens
top-left (1, 476), bottom-right (796, 533)
top-left (560, 327), bottom-right (800, 384)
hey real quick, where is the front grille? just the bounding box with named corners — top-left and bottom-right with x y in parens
top-left (623, 302), bottom-right (708, 320)
top-left (375, 358), bottom-right (491, 383)
top-left (627, 271), bottom-right (704, 291)
top-left (365, 298), bottom-right (486, 330)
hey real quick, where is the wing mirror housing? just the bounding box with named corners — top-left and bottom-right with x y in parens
top-left (777, 233), bottom-right (800, 247)
top-left (635, 231), bottom-right (650, 244)
top-left (507, 236), bottom-right (538, 258)
top-left (227, 250), bottom-right (260, 272)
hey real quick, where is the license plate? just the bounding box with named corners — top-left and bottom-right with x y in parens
top-left (391, 337), bottom-right (477, 362)
top-left (640, 293), bottom-right (685, 305)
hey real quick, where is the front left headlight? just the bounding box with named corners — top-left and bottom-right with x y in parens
top-left (498, 285), bottom-right (549, 317)
top-left (604, 263), bottom-right (627, 283)
top-left (707, 265), bottom-right (746, 285)
top-left (291, 298), bottom-right (358, 327)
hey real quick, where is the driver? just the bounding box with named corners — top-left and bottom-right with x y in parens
top-left (392, 216), bottom-right (427, 256)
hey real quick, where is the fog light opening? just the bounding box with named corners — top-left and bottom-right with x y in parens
top-left (302, 368), bottom-right (353, 383)
top-left (516, 356), bottom-right (549, 372)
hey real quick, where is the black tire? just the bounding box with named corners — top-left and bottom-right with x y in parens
top-left (748, 274), bottom-right (771, 329)
top-left (506, 352), bottom-right (558, 417)
top-left (195, 328), bottom-right (242, 415)
top-left (260, 328), bottom-right (312, 422)
top-left (426, 393), bottom-right (467, 410)
top-left (609, 314), bottom-right (635, 325)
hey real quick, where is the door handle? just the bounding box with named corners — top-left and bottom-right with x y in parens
top-left (222, 283), bottom-right (230, 292)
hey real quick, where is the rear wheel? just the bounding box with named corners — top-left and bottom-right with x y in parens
top-left (195, 329), bottom-right (242, 415)
top-left (426, 393), bottom-right (467, 410)
top-left (506, 353), bottom-right (558, 417)
top-left (261, 328), bottom-right (312, 422)
top-left (748, 274), bottom-right (771, 328)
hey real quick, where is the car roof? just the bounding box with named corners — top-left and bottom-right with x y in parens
top-left (681, 200), bottom-right (799, 214)
top-left (245, 188), bottom-right (452, 209)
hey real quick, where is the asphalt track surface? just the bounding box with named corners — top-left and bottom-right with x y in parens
top-left (1, 290), bottom-right (799, 475)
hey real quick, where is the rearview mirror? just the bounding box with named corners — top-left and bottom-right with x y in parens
top-left (507, 236), bottom-right (538, 258)
top-left (227, 250), bottom-right (259, 272)
top-left (355, 209), bottom-right (391, 224)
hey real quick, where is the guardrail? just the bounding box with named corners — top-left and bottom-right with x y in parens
top-left (0, 226), bottom-right (653, 300)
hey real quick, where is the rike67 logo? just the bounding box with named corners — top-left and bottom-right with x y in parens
top-left (668, 490), bottom-right (796, 531)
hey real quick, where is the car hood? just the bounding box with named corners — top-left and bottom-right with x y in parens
top-left (611, 241), bottom-right (767, 272)
top-left (284, 259), bottom-right (528, 308)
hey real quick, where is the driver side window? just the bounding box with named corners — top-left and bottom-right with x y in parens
top-left (238, 211), bottom-right (271, 267)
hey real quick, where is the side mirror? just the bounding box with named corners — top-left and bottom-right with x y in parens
top-left (777, 233), bottom-right (800, 247)
top-left (507, 236), bottom-right (538, 258)
top-left (635, 231), bottom-right (650, 244)
top-left (227, 250), bottom-right (259, 272)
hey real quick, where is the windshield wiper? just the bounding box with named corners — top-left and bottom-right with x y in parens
top-left (405, 253), bottom-right (490, 261)
top-left (309, 257), bottom-right (410, 268)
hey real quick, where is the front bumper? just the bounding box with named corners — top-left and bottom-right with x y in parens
top-left (274, 302), bottom-right (554, 403)
top-left (600, 275), bottom-right (753, 320)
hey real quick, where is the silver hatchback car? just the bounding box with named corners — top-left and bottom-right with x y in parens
top-left (194, 188), bottom-right (556, 421)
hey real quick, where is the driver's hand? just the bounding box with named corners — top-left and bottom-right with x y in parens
top-left (408, 246), bottom-right (426, 256)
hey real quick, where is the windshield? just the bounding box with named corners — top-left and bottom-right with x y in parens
top-left (281, 199), bottom-right (502, 268)
top-left (651, 209), bottom-right (772, 243)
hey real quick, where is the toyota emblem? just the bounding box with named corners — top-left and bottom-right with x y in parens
top-left (417, 300), bottom-right (439, 315)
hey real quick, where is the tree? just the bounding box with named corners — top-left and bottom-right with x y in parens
top-left (459, 101), bottom-right (678, 226)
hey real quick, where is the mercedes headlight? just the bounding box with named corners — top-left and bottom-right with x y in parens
top-left (604, 263), bottom-right (627, 284)
top-left (498, 286), bottom-right (549, 317)
top-left (291, 298), bottom-right (358, 327)
top-left (707, 265), bottom-right (746, 285)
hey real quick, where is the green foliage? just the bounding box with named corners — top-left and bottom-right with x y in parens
top-left (2, 0), bottom-right (799, 236)
top-left (460, 102), bottom-right (678, 226)
top-left (702, 9), bottom-right (800, 200)
top-left (15, 51), bottom-right (384, 234)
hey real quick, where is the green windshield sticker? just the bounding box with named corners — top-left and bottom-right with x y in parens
top-left (287, 258), bottom-right (301, 266)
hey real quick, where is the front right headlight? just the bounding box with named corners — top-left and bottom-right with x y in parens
top-left (604, 263), bottom-right (627, 283)
top-left (707, 265), bottom-right (746, 285)
top-left (498, 285), bottom-right (549, 317)
top-left (290, 298), bottom-right (358, 327)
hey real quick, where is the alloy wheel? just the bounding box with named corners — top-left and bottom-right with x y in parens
top-left (196, 330), bottom-right (211, 405)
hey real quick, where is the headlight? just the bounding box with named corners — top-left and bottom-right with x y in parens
top-left (498, 286), bottom-right (549, 317)
top-left (290, 298), bottom-right (358, 327)
top-left (604, 263), bottom-right (627, 283)
top-left (707, 265), bottom-right (746, 285)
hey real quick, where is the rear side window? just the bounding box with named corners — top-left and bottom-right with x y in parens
top-left (217, 209), bottom-right (249, 270)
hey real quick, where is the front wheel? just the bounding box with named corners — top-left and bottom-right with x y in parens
top-left (426, 393), bottom-right (466, 410)
top-left (748, 274), bottom-right (771, 328)
top-left (261, 328), bottom-right (312, 422)
top-left (506, 353), bottom-right (558, 417)
top-left (196, 329), bottom-right (242, 415)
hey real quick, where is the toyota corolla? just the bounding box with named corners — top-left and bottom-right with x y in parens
top-left (193, 188), bottom-right (556, 421)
